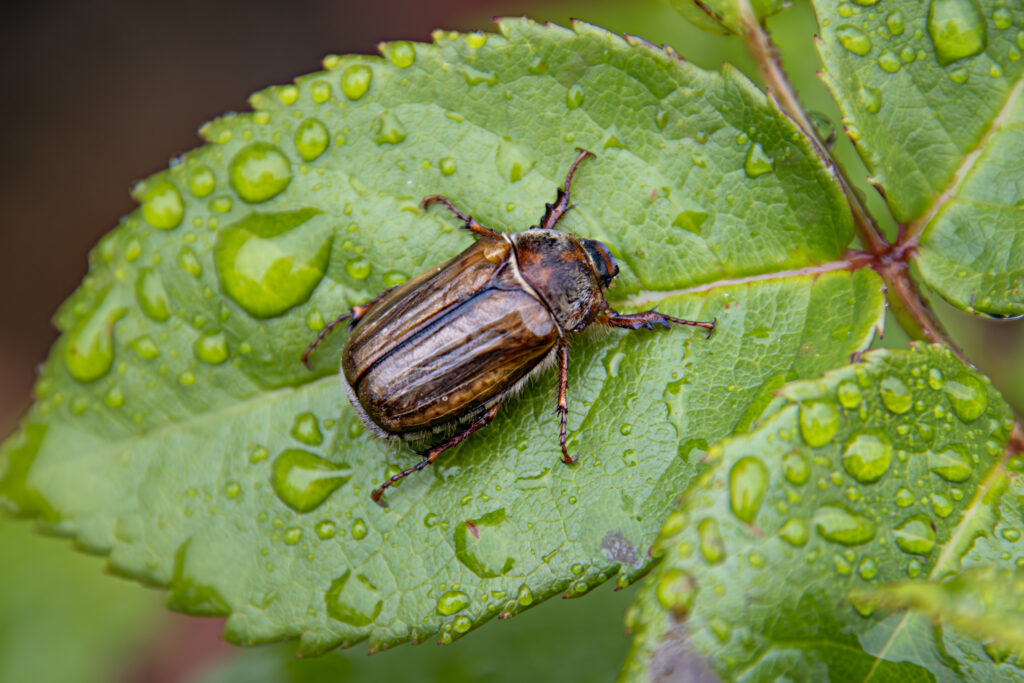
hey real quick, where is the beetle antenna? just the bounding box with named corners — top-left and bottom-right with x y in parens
top-left (539, 148), bottom-right (594, 229)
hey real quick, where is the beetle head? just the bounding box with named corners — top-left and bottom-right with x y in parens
top-left (581, 239), bottom-right (619, 289)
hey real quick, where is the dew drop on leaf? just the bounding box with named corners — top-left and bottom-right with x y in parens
top-left (927, 0), bottom-right (986, 66)
top-left (351, 518), bottom-right (367, 540)
top-left (229, 142), bottom-right (292, 203)
top-left (495, 139), bottom-right (534, 183)
top-left (453, 509), bottom-right (515, 578)
top-left (837, 380), bottom-right (862, 408)
top-left (290, 412), bottom-right (323, 446)
top-left (136, 268), bottom-right (172, 322)
top-left (841, 433), bottom-right (892, 484)
top-left (270, 449), bottom-right (351, 513)
top-left (779, 518), bottom-right (809, 546)
top-left (837, 25), bottom-right (873, 56)
top-left (346, 258), bottom-right (372, 280)
top-left (894, 514), bottom-right (936, 554)
top-left (783, 452), bottom-right (810, 485)
top-left (655, 569), bottom-right (696, 614)
top-left (943, 374), bottom-right (987, 422)
top-left (294, 118), bottom-right (329, 162)
top-left (309, 79), bottom-right (331, 103)
top-left (930, 492), bottom-right (953, 518)
top-left (813, 504), bottom-right (876, 545)
top-left (743, 142), bottom-right (774, 178)
top-left (516, 584), bottom-right (533, 607)
top-left (187, 165), bottom-right (216, 198)
top-left (857, 86), bottom-right (883, 114)
top-left (887, 10), bottom-right (906, 35)
top-left (194, 331), bottom-right (229, 365)
top-left (315, 520), bottom-right (336, 540)
top-left (928, 447), bottom-right (972, 482)
top-left (64, 293), bottom-right (126, 383)
top-left (880, 376), bottom-right (912, 413)
top-left (436, 590), bottom-right (471, 616)
top-left (388, 41), bottom-right (416, 68)
top-left (439, 157), bottom-right (457, 176)
top-left (340, 64), bottom-right (372, 100)
top-left (698, 518), bottom-right (725, 564)
top-left (877, 50), bottom-right (901, 72)
top-left (799, 401), bottom-right (840, 447)
top-left (566, 83), bottom-right (585, 109)
top-left (895, 487), bottom-right (914, 507)
top-left (326, 570), bottom-right (382, 626)
top-left (141, 180), bottom-right (184, 230)
top-left (729, 456), bottom-right (768, 522)
top-left (374, 111), bottom-right (407, 145)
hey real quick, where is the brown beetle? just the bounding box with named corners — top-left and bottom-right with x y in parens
top-left (304, 150), bottom-right (714, 505)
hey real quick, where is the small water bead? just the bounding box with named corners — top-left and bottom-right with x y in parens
top-left (887, 10), bottom-right (905, 35)
top-left (837, 381), bottom-right (862, 408)
top-left (388, 41), bottom-right (416, 67)
top-left (188, 165), bottom-right (216, 197)
top-left (566, 84), bottom-right (585, 109)
top-left (927, 0), bottom-right (987, 66)
top-left (230, 142), bottom-right (292, 203)
top-left (141, 180), bottom-right (184, 230)
top-left (1003, 528), bottom-right (1021, 542)
top-left (656, 569), bottom-right (697, 614)
top-left (178, 248), bottom-right (202, 278)
top-left (65, 296), bottom-right (126, 383)
top-left (495, 140), bottom-right (533, 183)
top-left (878, 50), bottom-right (901, 72)
top-left (309, 80), bottom-right (331, 103)
top-left (698, 518), bottom-right (725, 564)
top-left (194, 331), bottom-right (229, 365)
top-left (930, 493), bottom-right (953, 518)
top-left (841, 434), bottom-right (892, 484)
top-left (315, 520), bottom-right (336, 539)
top-left (880, 376), bottom-right (912, 414)
top-left (271, 449), bottom-right (351, 513)
top-left (439, 157), bottom-right (457, 176)
top-left (895, 487), bottom-right (914, 507)
top-left (436, 590), bottom-right (471, 616)
top-left (283, 527), bottom-right (303, 545)
top-left (277, 84), bottom-right (299, 105)
top-left (374, 111), bottom-right (407, 145)
top-left (929, 447), bottom-right (972, 482)
top-left (136, 269), bottom-right (172, 322)
top-left (783, 452), bottom-right (810, 485)
top-left (351, 518), bottom-right (367, 539)
top-left (943, 374), bottom-right (986, 422)
top-left (341, 64), bottom-right (372, 100)
top-left (779, 518), bottom-right (809, 547)
top-left (799, 401), bottom-right (840, 447)
top-left (224, 481), bottom-right (241, 498)
top-left (291, 412), bottom-right (323, 446)
top-left (814, 504), bottom-right (876, 545)
top-left (452, 614), bottom-right (473, 634)
top-left (730, 457), bottom-right (768, 523)
top-left (837, 25), bottom-right (873, 56)
top-left (209, 196), bottom-right (233, 213)
top-left (858, 556), bottom-right (878, 580)
top-left (743, 142), bottom-right (774, 178)
top-left (178, 371), bottom-right (196, 386)
top-left (346, 258), bottom-right (372, 280)
top-left (132, 335), bottom-right (160, 360)
top-left (295, 118), bottom-right (329, 162)
top-left (894, 514), bottom-right (936, 555)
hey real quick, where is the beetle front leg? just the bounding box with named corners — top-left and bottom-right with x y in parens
top-left (420, 195), bottom-right (500, 239)
top-left (371, 400), bottom-right (504, 506)
top-left (554, 338), bottom-right (575, 464)
top-left (539, 148), bottom-right (594, 230)
top-left (301, 288), bottom-right (393, 369)
top-left (601, 309), bottom-right (716, 338)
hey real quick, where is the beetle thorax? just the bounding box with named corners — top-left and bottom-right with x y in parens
top-left (510, 229), bottom-right (605, 332)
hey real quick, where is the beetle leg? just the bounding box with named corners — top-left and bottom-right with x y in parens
top-left (601, 309), bottom-right (716, 338)
top-left (554, 338), bottom-right (576, 464)
top-left (420, 195), bottom-right (500, 239)
top-left (539, 148), bottom-right (594, 230)
top-left (301, 289), bottom-right (394, 369)
top-left (371, 401), bottom-right (504, 506)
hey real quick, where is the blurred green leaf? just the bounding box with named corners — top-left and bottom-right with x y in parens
top-left (815, 0), bottom-right (1024, 316)
top-left (621, 344), bottom-right (1020, 680)
top-left (670, 0), bottom-right (792, 35)
top-left (0, 18), bottom-right (880, 653)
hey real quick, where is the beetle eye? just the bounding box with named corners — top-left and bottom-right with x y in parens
top-left (582, 239), bottom-right (619, 288)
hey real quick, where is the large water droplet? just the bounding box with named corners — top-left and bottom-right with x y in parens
top-left (194, 331), bottom-right (228, 365)
top-left (436, 590), bottom-right (470, 616)
top-left (141, 180), bottom-right (184, 230)
top-left (271, 449), bottom-right (351, 513)
top-left (215, 208), bottom-right (333, 318)
top-left (928, 0), bottom-right (986, 66)
top-left (341, 64), bottom-right (372, 100)
top-left (837, 25), bottom-right (873, 56)
top-left (495, 140), bottom-right (534, 183)
top-left (744, 142), bottom-right (774, 178)
top-left (814, 504), bottom-right (876, 545)
top-left (877, 50), bottom-right (901, 72)
top-left (64, 293), bottom-right (127, 383)
top-left (779, 518), bottom-right (809, 546)
top-left (894, 514), bottom-right (936, 555)
top-left (229, 143), bottom-right (292, 203)
top-left (730, 456), bottom-right (768, 523)
top-left (656, 569), bottom-right (696, 615)
top-left (698, 518), bottom-right (725, 563)
top-left (943, 374), bottom-right (987, 422)
top-left (325, 570), bottom-right (382, 626)
top-left (388, 41), bottom-right (416, 67)
top-left (800, 401), bottom-right (840, 447)
top-left (841, 434), bottom-right (892, 484)
top-left (295, 118), bottom-right (329, 162)
top-left (928, 447), bottom-right (972, 482)
top-left (136, 268), bottom-right (172, 322)
top-left (453, 508), bottom-right (515, 578)
top-left (374, 111), bottom-right (407, 145)
top-left (880, 376), bottom-right (912, 413)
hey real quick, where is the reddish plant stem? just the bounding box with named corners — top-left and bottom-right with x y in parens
top-left (734, 2), bottom-right (970, 365)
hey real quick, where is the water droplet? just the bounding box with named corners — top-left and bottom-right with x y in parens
top-left (1002, 528), bottom-right (1021, 542)
top-left (655, 108), bottom-right (669, 130)
top-left (566, 84), bottom-right (585, 109)
top-left (178, 370), bottom-right (196, 386)
top-left (698, 518), bottom-right (725, 563)
top-left (452, 614), bottom-right (473, 634)
top-left (291, 412), bottom-right (323, 446)
top-left (453, 509), bottom-right (515, 578)
top-left (895, 487), bottom-right (914, 507)
top-left (671, 209), bottom-right (709, 235)
top-left (929, 447), bottom-right (972, 482)
top-left (517, 584), bottom-right (533, 606)
top-left (388, 41), bottom-right (416, 67)
top-left (858, 86), bottom-right (883, 114)
top-left (315, 520), bottom-right (336, 539)
top-left (837, 25), bottom-right (873, 56)
top-left (326, 570), bottom-right (382, 626)
top-left (887, 10), bottom-right (906, 35)
top-left (620, 423), bottom-right (632, 436)
top-left (799, 401), bottom-right (840, 447)
top-left (309, 79), bottom-right (331, 103)
top-left (294, 118), bottom-right (329, 162)
top-left (466, 31), bottom-right (487, 49)
top-left (277, 84), bottom-right (299, 105)
top-left (283, 527), bottom-right (303, 545)
top-left (271, 449), bottom-right (351, 513)
top-left (837, 381), bottom-right (862, 408)
top-left (841, 434), bottom-right (892, 483)
top-left (927, 0), bottom-right (986, 66)
top-left (927, 367), bottom-right (944, 390)
top-left (894, 514), bottom-right (936, 554)
top-left (943, 374), bottom-right (986, 422)
top-left (215, 208), bottom-right (332, 318)
top-left (930, 492), bottom-right (953, 518)
top-left (64, 294), bottom-right (126, 383)
top-left (230, 143), bottom-right (291, 205)
top-left (134, 269), bottom-right (172, 322)
top-left (495, 140), bottom-right (534, 183)
top-left (814, 504), bottom-right (876, 545)
top-left (439, 157), bottom-right (457, 176)
top-left (528, 57), bottom-right (547, 75)
top-left (878, 50), bottom-right (901, 72)
top-left (351, 518), bottom-right (367, 540)
top-left (374, 111), bottom-right (407, 145)
top-left (730, 456), bottom-right (768, 523)
top-left (178, 248), bottom-right (202, 278)
top-left (141, 180), bottom-right (184, 230)
top-left (744, 142), bottom-right (774, 178)
top-left (880, 376), bottom-right (912, 413)
top-left (188, 165), bottom-right (216, 198)
top-left (341, 64), bottom-right (372, 100)
top-left (991, 8), bottom-right (1012, 30)
top-left (783, 452), bottom-right (810, 485)
top-left (436, 590), bottom-right (470, 616)
top-left (656, 569), bottom-right (696, 614)
top-left (779, 518), bottom-right (809, 546)
top-left (194, 331), bottom-right (228, 365)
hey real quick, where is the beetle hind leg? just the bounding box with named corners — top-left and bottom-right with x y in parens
top-left (371, 401), bottom-right (503, 506)
top-left (420, 195), bottom-right (500, 239)
top-left (554, 339), bottom-right (576, 464)
top-left (539, 148), bottom-right (594, 230)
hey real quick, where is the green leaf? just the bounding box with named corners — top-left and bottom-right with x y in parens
top-left (670, 0), bottom-right (792, 35)
top-left (0, 18), bottom-right (879, 652)
top-left (621, 344), bottom-right (1019, 681)
top-left (815, 0), bottom-right (1024, 316)
top-left (851, 566), bottom-right (1024, 661)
